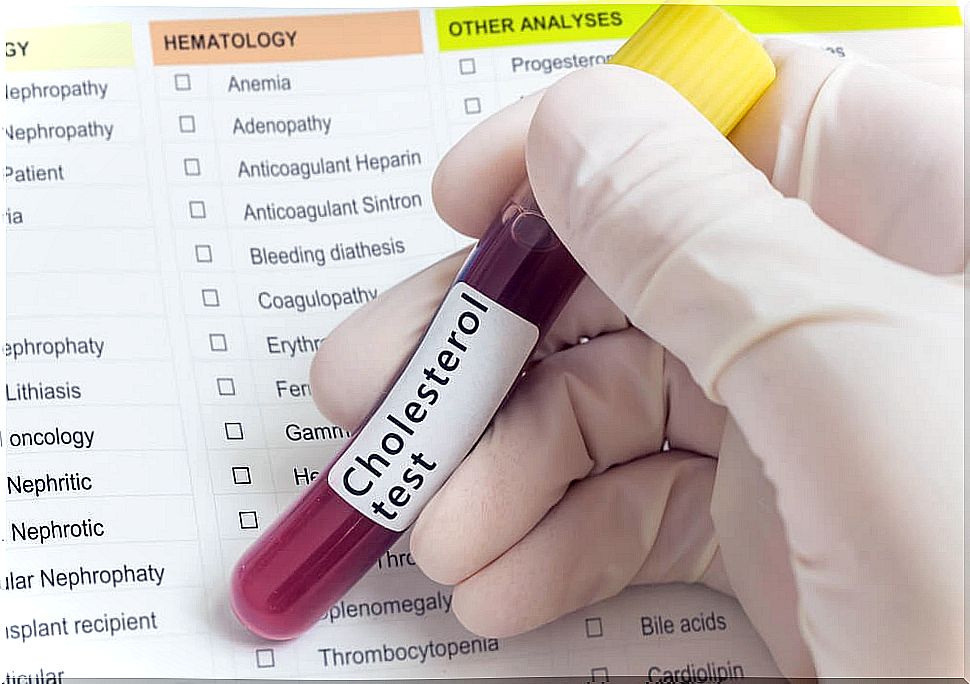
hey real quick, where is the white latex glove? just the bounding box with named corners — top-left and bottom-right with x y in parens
top-left (310, 41), bottom-right (964, 678)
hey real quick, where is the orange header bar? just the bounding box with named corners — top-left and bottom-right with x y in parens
top-left (150, 11), bottom-right (422, 65)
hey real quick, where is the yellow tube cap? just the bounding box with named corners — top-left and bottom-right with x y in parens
top-left (609, 5), bottom-right (776, 135)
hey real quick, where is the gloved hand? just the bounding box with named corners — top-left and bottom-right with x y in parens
top-left (310, 41), bottom-right (964, 678)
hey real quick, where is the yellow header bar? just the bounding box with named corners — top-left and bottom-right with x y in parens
top-left (5, 23), bottom-right (134, 71)
top-left (435, 4), bottom-right (962, 50)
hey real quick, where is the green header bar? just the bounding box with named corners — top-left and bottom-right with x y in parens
top-left (727, 5), bottom-right (962, 32)
top-left (435, 4), bottom-right (962, 50)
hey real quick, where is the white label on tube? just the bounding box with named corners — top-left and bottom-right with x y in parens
top-left (328, 282), bottom-right (538, 532)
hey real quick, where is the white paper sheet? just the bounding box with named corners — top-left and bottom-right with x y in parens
top-left (3, 6), bottom-right (962, 679)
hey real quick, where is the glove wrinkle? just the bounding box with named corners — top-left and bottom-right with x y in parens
top-left (629, 453), bottom-right (717, 586)
top-left (796, 60), bottom-right (854, 206)
top-left (559, 370), bottom-right (598, 476)
top-left (663, 349), bottom-right (727, 456)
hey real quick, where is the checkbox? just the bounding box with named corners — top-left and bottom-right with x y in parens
top-left (178, 114), bottom-right (196, 133)
top-left (195, 244), bottom-right (212, 263)
top-left (183, 157), bottom-right (201, 176)
top-left (458, 57), bottom-right (476, 75)
top-left (188, 200), bottom-right (207, 219)
top-left (239, 510), bottom-right (259, 530)
top-left (201, 288), bottom-right (220, 307)
top-left (224, 422), bottom-right (244, 440)
top-left (208, 333), bottom-right (228, 352)
top-left (232, 466), bottom-right (252, 485)
top-left (585, 616), bottom-right (604, 638)
top-left (255, 647), bottom-right (275, 668)
top-left (463, 97), bottom-right (482, 115)
top-left (174, 73), bottom-right (192, 91)
top-left (216, 377), bottom-right (236, 396)
top-left (590, 667), bottom-right (609, 683)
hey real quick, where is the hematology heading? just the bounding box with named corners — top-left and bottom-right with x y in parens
top-left (160, 30), bottom-right (298, 52)
top-left (149, 13), bottom-right (422, 65)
